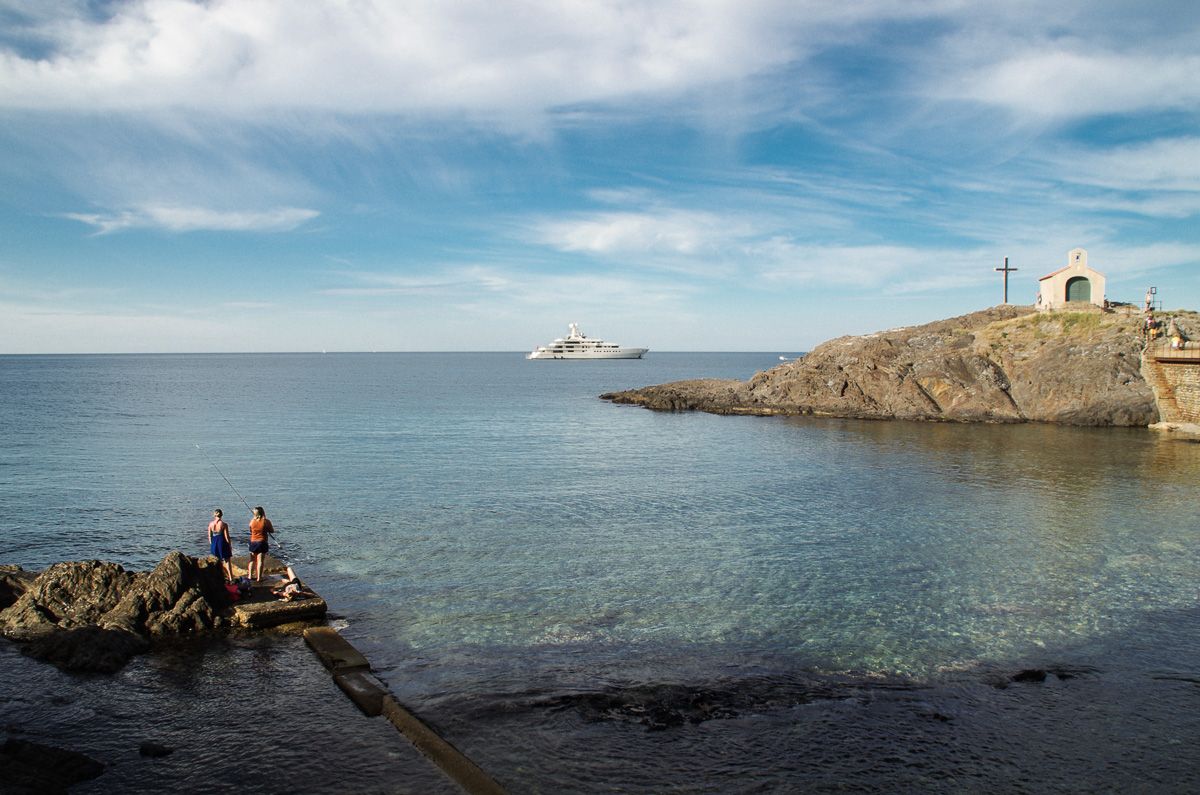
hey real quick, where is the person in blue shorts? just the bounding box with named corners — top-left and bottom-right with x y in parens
top-left (247, 506), bottom-right (275, 582)
top-left (207, 508), bottom-right (234, 582)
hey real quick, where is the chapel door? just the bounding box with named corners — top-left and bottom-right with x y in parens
top-left (1066, 277), bottom-right (1091, 303)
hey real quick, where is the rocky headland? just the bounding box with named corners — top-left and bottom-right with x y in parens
top-left (603, 305), bottom-right (1197, 426)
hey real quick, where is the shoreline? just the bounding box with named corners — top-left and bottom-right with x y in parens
top-left (0, 552), bottom-right (506, 794)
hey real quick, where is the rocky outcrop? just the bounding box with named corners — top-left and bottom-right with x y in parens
top-left (0, 552), bottom-right (231, 673)
top-left (603, 306), bottom-right (1175, 426)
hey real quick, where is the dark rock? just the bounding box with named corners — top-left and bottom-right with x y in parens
top-left (0, 565), bottom-right (37, 611)
top-left (0, 561), bottom-right (135, 641)
top-left (544, 685), bottom-right (746, 731)
top-left (0, 552), bottom-right (232, 673)
top-left (22, 625), bottom-right (150, 674)
top-left (0, 737), bottom-right (105, 793)
top-left (101, 551), bottom-right (229, 637)
top-left (139, 741), bottom-right (174, 758)
top-left (1011, 669), bottom-right (1048, 683)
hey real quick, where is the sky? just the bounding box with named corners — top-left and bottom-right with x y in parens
top-left (1, 1), bottom-right (1198, 353)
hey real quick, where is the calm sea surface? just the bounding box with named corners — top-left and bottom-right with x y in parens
top-left (2, 352), bottom-right (1199, 792)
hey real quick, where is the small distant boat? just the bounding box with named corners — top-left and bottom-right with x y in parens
top-left (527, 323), bottom-right (648, 360)
top-left (779, 355), bottom-right (789, 361)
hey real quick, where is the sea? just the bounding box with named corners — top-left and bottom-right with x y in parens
top-left (1, 352), bottom-right (1199, 793)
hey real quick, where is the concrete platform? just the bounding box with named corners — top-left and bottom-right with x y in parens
top-left (226, 555), bottom-right (328, 630)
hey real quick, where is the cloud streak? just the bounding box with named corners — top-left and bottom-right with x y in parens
top-left (63, 204), bottom-right (319, 233)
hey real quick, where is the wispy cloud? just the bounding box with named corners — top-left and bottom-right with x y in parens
top-left (939, 50), bottom-right (1200, 120)
top-left (320, 267), bottom-right (514, 297)
top-left (531, 209), bottom-right (747, 257)
top-left (1055, 137), bottom-right (1200, 194)
top-left (0, 0), bottom-right (807, 120)
top-left (63, 204), bottom-right (319, 233)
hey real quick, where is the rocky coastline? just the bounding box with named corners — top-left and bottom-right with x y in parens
top-left (603, 305), bottom-right (1194, 426)
top-left (0, 552), bottom-right (337, 791)
top-left (0, 551), bottom-right (324, 675)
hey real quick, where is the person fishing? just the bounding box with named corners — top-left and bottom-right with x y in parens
top-left (207, 508), bottom-right (234, 582)
top-left (247, 505), bottom-right (275, 582)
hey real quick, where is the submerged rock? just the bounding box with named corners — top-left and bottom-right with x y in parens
top-left (0, 552), bottom-right (231, 673)
top-left (0, 738), bottom-right (105, 792)
top-left (603, 306), bottom-right (1175, 427)
top-left (138, 741), bottom-right (174, 758)
top-left (23, 625), bottom-right (151, 674)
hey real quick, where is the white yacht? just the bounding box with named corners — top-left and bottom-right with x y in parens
top-left (527, 323), bottom-right (648, 360)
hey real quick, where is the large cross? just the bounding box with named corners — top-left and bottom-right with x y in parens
top-left (995, 257), bottom-right (1018, 304)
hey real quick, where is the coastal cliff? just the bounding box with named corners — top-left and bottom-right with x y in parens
top-left (602, 305), bottom-right (1187, 426)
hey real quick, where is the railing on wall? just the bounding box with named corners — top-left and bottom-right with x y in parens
top-left (1149, 343), bottom-right (1200, 363)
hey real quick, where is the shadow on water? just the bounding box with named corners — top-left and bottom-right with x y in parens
top-left (0, 635), bottom-right (458, 795)
top-left (413, 599), bottom-right (1200, 794)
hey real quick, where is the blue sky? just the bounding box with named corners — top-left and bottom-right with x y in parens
top-left (1, 0), bottom-right (1198, 353)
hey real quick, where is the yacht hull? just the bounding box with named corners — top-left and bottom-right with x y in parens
top-left (526, 348), bottom-right (647, 360)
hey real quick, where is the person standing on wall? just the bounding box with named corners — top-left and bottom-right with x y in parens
top-left (208, 508), bottom-right (234, 582)
top-left (248, 506), bottom-right (275, 582)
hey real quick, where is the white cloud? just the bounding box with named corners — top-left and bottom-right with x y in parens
top-left (532, 209), bottom-right (745, 257)
top-left (937, 48), bottom-right (1200, 120)
top-left (64, 204), bottom-right (319, 233)
top-left (0, 0), bottom-right (806, 119)
top-left (1057, 137), bottom-right (1200, 194)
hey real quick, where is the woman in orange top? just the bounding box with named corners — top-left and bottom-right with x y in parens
top-left (247, 505), bottom-right (275, 582)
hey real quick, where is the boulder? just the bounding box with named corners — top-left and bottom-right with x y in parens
top-left (100, 551), bottom-right (229, 637)
top-left (0, 561), bottom-right (135, 641)
top-left (0, 552), bottom-right (231, 673)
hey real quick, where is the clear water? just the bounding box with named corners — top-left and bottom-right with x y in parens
top-left (2, 353), bottom-right (1199, 792)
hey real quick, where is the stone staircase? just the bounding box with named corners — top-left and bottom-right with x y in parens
top-left (1142, 344), bottom-right (1185, 423)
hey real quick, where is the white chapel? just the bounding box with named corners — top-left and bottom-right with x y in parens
top-left (1037, 248), bottom-right (1106, 311)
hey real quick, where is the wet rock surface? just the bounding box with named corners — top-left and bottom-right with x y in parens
top-left (603, 306), bottom-right (1183, 427)
top-left (0, 552), bottom-right (231, 673)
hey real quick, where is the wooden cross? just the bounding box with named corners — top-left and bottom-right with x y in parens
top-left (995, 257), bottom-right (1018, 304)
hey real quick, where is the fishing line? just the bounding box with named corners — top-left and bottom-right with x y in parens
top-left (195, 443), bottom-right (252, 514)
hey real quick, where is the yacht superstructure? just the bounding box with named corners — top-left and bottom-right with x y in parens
top-left (526, 323), bottom-right (648, 360)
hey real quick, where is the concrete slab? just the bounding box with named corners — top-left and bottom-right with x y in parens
top-left (333, 670), bottom-right (389, 717)
top-left (232, 593), bottom-right (328, 629)
top-left (302, 626), bottom-right (371, 673)
top-left (382, 696), bottom-right (507, 795)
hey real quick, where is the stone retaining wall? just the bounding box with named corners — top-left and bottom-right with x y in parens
top-left (1156, 362), bottom-right (1200, 422)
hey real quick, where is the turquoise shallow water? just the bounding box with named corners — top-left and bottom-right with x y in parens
top-left (2, 352), bottom-right (1200, 791)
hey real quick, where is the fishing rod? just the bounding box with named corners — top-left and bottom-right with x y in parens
top-left (195, 443), bottom-right (288, 565)
top-left (195, 443), bottom-right (252, 514)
